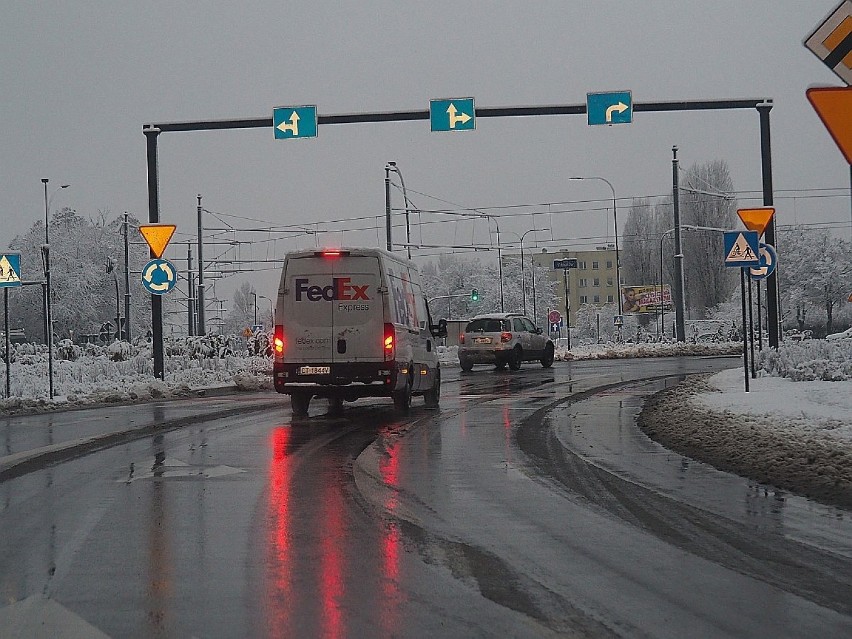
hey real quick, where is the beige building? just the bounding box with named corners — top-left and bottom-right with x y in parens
top-left (529, 245), bottom-right (618, 326)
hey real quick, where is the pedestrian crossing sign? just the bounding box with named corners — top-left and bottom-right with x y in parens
top-left (724, 231), bottom-right (760, 267)
top-left (0, 253), bottom-right (22, 287)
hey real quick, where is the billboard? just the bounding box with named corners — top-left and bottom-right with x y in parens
top-left (621, 285), bottom-right (673, 314)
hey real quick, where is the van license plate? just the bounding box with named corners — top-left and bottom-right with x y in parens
top-left (299, 366), bottom-right (330, 375)
top-left (474, 337), bottom-right (492, 344)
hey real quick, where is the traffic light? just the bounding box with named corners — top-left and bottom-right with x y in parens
top-left (471, 288), bottom-right (479, 302)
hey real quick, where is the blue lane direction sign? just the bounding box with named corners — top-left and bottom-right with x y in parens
top-left (750, 243), bottom-right (778, 280)
top-left (553, 258), bottom-right (578, 270)
top-left (0, 253), bottom-right (22, 288)
top-left (273, 105), bottom-right (318, 139)
top-left (430, 98), bottom-right (475, 132)
top-left (141, 258), bottom-right (178, 295)
top-left (724, 230), bottom-right (760, 267)
top-left (587, 90), bottom-right (633, 125)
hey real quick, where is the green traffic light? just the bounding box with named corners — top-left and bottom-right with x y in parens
top-left (471, 289), bottom-right (479, 302)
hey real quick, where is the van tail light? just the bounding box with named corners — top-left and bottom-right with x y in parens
top-left (500, 332), bottom-right (513, 343)
top-left (459, 333), bottom-right (465, 344)
top-left (273, 325), bottom-right (285, 355)
top-left (383, 323), bottom-right (395, 360)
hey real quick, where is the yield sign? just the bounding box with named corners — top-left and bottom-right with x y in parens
top-left (736, 207), bottom-right (775, 237)
top-left (806, 86), bottom-right (852, 164)
top-left (139, 224), bottom-right (177, 259)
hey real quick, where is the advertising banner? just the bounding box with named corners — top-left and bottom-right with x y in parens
top-left (621, 285), bottom-right (673, 314)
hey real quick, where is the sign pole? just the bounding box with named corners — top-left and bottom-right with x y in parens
top-left (747, 275), bottom-right (756, 378)
top-left (740, 268), bottom-right (750, 393)
top-left (563, 269), bottom-right (571, 350)
top-left (144, 126), bottom-right (164, 380)
top-left (4, 288), bottom-right (9, 398)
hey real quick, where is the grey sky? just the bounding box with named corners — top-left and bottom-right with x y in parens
top-left (3, 1), bottom-right (849, 302)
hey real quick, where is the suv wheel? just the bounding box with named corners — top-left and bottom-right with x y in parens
top-left (540, 343), bottom-right (555, 368)
top-left (459, 357), bottom-right (474, 372)
top-left (424, 368), bottom-right (441, 409)
top-left (508, 346), bottom-right (523, 371)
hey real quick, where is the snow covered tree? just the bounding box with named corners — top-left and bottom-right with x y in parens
top-left (777, 226), bottom-right (852, 335)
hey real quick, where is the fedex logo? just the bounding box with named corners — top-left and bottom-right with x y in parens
top-left (295, 277), bottom-right (370, 301)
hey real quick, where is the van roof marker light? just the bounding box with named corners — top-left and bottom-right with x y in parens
top-left (315, 249), bottom-right (350, 258)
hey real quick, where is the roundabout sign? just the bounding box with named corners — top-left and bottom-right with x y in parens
top-left (141, 258), bottom-right (178, 295)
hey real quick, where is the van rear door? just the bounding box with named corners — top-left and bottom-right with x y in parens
top-left (284, 255), bottom-right (335, 363)
top-left (331, 255), bottom-right (384, 362)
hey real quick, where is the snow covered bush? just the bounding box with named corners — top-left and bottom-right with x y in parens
top-left (758, 340), bottom-right (852, 382)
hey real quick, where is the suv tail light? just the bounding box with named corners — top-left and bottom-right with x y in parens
top-left (273, 325), bottom-right (285, 355)
top-left (500, 332), bottom-right (513, 343)
top-left (383, 323), bottom-right (395, 360)
top-left (459, 333), bottom-right (465, 344)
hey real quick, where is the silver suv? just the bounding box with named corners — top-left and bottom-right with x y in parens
top-left (458, 313), bottom-right (555, 371)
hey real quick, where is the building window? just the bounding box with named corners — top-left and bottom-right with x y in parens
top-left (579, 295), bottom-right (588, 304)
top-left (607, 277), bottom-right (614, 287)
top-left (606, 260), bottom-right (613, 269)
top-left (578, 260), bottom-right (587, 270)
top-left (593, 278), bottom-right (600, 287)
top-left (593, 295), bottom-right (600, 303)
top-left (578, 278), bottom-right (588, 287)
top-left (592, 261), bottom-right (599, 269)
top-left (607, 295), bottom-right (614, 303)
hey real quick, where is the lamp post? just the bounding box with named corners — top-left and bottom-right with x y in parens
top-left (569, 176), bottom-right (620, 302)
top-left (41, 179), bottom-right (69, 399)
top-left (518, 228), bottom-right (540, 317)
top-left (106, 258), bottom-right (122, 340)
top-left (258, 294), bottom-right (273, 327)
top-left (385, 162), bottom-right (413, 258)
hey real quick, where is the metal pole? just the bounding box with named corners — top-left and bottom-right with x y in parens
top-left (41, 179), bottom-right (54, 398)
top-left (563, 269), bottom-right (571, 350)
top-left (747, 275), bottom-right (756, 378)
top-left (4, 288), bottom-right (10, 398)
top-left (756, 279), bottom-right (763, 351)
top-left (672, 146), bottom-right (687, 342)
top-left (253, 292), bottom-right (258, 326)
top-left (196, 193), bottom-right (206, 335)
top-left (144, 126), bottom-right (164, 379)
top-left (123, 212), bottom-right (131, 342)
top-left (520, 239), bottom-right (526, 316)
top-left (659, 232), bottom-right (666, 338)
top-left (740, 268), bottom-right (750, 392)
top-left (384, 164), bottom-right (392, 251)
top-left (187, 241), bottom-right (194, 336)
top-left (757, 102), bottom-right (779, 348)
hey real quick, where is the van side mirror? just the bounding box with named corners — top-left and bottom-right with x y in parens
top-left (430, 318), bottom-right (448, 338)
top-left (535, 327), bottom-right (543, 335)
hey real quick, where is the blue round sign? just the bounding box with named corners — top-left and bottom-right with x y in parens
top-left (749, 243), bottom-right (777, 280)
top-left (141, 258), bottom-right (178, 295)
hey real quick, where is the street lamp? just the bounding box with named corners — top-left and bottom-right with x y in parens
top-left (41, 178), bottom-right (69, 399)
top-left (518, 228), bottom-right (541, 318)
top-left (106, 258), bottom-right (122, 340)
top-left (258, 294), bottom-right (273, 327)
top-left (385, 162), bottom-right (414, 258)
top-left (569, 176), bottom-right (620, 301)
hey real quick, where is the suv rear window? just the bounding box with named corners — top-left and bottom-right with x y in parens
top-left (465, 318), bottom-right (509, 333)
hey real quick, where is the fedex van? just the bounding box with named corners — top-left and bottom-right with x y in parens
top-left (272, 248), bottom-right (447, 416)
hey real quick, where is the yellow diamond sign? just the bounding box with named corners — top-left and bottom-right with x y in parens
top-left (139, 224), bottom-right (177, 259)
top-left (736, 208), bottom-right (775, 237)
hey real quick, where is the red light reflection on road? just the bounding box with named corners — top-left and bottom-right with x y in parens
top-left (265, 427), bottom-right (293, 636)
top-left (320, 456), bottom-right (346, 639)
top-left (378, 438), bottom-right (402, 634)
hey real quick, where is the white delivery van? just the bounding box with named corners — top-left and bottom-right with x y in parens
top-left (272, 247), bottom-right (447, 416)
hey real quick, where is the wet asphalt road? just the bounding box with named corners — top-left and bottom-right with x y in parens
top-left (1, 356), bottom-right (851, 638)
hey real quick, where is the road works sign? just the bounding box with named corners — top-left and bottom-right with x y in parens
top-left (806, 86), bottom-right (852, 164)
top-left (0, 253), bottom-right (22, 288)
top-left (430, 98), bottom-right (475, 132)
top-left (736, 207), bottom-right (775, 237)
top-left (587, 91), bottom-right (632, 125)
top-left (139, 224), bottom-right (177, 259)
top-left (804, 0), bottom-right (852, 85)
top-left (273, 105), bottom-right (318, 139)
top-left (724, 230), bottom-right (760, 267)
